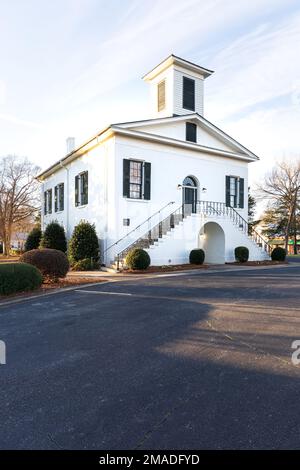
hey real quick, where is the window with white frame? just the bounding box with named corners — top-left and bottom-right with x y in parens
top-left (129, 160), bottom-right (143, 199)
top-left (75, 171), bottom-right (88, 206)
top-left (226, 176), bottom-right (244, 209)
top-left (54, 183), bottom-right (64, 212)
top-left (44, 189), bottom-right (52, 214)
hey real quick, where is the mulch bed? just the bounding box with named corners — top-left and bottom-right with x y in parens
top-left (123, 264), bottom-right (209, 274)
top-left (225, 260), bottom-right (287, 266)
top-left (0, 277), bottom-right (106, 302)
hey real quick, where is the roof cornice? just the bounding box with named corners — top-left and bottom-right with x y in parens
top-left (111, 126), bottom-right (257, 162)
top-left (143, 54), bottom-right (214, 81)
top-left (37, 114), bottom-right (258, 180)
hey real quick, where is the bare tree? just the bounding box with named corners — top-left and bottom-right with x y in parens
top-left (0, 155), bottom-right (40, 256)
top-left (258, 159), bottom-right (300, 252)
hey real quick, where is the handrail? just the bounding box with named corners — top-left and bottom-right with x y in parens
top-left (115, 202), bottom-right (185, 269)
top-left (230, 205), bottom-right (271, 253)
top-left (104, 201), bottom-right (175, 254)
top-left (196, 200), bottom-right (271, 254)
top-left (110, 199), bottom-right (271, 270)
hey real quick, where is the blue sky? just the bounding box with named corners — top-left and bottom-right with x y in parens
top-left (0, 0), bottom-right (300, 184)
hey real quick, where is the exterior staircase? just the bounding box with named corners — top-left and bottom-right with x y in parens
top-left (104, 201), bottom-right (271, 270)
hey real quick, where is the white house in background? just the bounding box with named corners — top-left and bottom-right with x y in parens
top-left (37, 54), bottom-right (270, 268)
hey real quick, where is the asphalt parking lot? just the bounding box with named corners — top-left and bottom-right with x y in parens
top-left (1, 262), bottom-right (300, 449)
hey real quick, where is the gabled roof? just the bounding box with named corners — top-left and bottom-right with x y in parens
top-left (143, 54), bottom-right (214, 81)
top-left (117, 113), bottom-right (259, 161)
top-left (37, 113), bottom-right (258, 180)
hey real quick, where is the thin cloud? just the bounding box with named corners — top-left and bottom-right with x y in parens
top-left (206, 10), bottom-right (300, 120)
top-left (0, 113), bottom-right (44, 129)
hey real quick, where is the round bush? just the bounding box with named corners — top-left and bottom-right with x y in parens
top-left (271, 247), bottom-right (286, 261)
top-left (40, 221), bottom-right (67, 253)
top-left (0, 263), bottom-right (42, 295)
top-left (189, 249), bottom-right (205, 265)
top-left (235, 246), bottom-right (249, 263)
top-left (25, 226), bottom-right (42, 252)
top-left (68, 221), bottom-right (99, 265)
top-left (20, 248), bottom-right (69, 282)
top-left (126, 248), bottom-right (150, 270)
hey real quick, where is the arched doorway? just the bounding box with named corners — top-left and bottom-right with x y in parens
top-left (199, 222), bottom-right (225, 264)
top-left (182, 176), bottom-right (198, 214)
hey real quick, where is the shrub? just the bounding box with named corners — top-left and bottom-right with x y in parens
top-left (0, 263), bottom-right (42, 295)
top-left (189, 249), bottom-right (205, 265)
top-left (71, 258), bottom-right (99, 271)
top-left (235, 246), bottom-right (249, 263)
top-left (25, 226), bottom-right (42, 252)
top-left (271, 247), bottom-right (286, 261)
top-left (68, 221), bottom-right (99, 265)
top-left (126, 248), bottom-right (150, 270)
top-left (20, 248), bottom-right (69, 282)
top-left (40, 221), bottom-right (67, 253)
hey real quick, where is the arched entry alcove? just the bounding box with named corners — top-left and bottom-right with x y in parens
top-left (199, 222), bottom-right (225, 264)
top-left (182, 176), bottom-right (198, 213)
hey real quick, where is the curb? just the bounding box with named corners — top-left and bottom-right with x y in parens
top-left (0, 280), bottom-right (113, 308)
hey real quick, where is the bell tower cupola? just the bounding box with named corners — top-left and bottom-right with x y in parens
top-left (143, 54), bottom-right (214, 119)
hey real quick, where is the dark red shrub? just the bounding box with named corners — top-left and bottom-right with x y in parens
top-left (20, 248), bottom-right (69, 282)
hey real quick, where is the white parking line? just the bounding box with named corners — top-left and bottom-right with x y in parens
top-left (75, 290), bottom-right (133, 296)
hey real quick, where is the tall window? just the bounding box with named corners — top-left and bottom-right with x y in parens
top-left (54, 183), bottom-right (64, 212)
top-left (183, 76), bottom-right (195, 111)
top-left (157, 80), bottom-right (166, 112)
top-left (44, 189), bottom-right (52, 215)
top-left (226, 176), bottom-right (244, 209)
top-left (129, 161), bottom-right (143, 199)
top-left (75, 171), bottom-right (88, 206)
top-left (230, 177), bottom-right (237, 207)
top-left (186, 122), bottom-right (197, 142)
top-left (123, 159), bottom-right (151, 200)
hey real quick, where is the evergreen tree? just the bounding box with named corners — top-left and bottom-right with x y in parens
top-left (68, 221), bottom-right (99, 264)
top-left (24, 226), bottom-right (42, 252)
top-left (40, 221), bottom-right (67, 253)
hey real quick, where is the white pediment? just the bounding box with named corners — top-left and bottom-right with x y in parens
top-left (117, 114), bottom-right (258, 161)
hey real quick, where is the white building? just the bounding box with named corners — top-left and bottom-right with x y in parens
top-left (37, 55), bottom-right (270, 268)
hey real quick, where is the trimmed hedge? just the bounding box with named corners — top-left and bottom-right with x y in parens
top-left (25, 226), bottom-right (42, 252)
top-left (189, 249), bottom-right (205, 265)
top-left (40, 221), bottom-right (67, 253)
top-left (126, 248), bottom-right (150, 270)
top-left (68, 221), bottom-right (99, 265)
top-left (20, 248), bottom-right (69, 282)
top-left (271, 247), bottom-right (286, 261)
top-left (235, 246), bottom-right (249, 263)
top-left (0, 263), bottom-right (42, 295)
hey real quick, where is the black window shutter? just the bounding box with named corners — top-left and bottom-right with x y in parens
top-left (239, 178), bottom-right (244, 209)
top-left (44, 191), bottom-right (47, 214)
top-left (60, 183), bottom-right (64, 211)
top-left (83, 172), bottom-right (88, 205)
top-left (75, 175), bottom-right (79, 206)
top-left (54, 186), bottom-right (58, 212)
top-left (186, 123), bottom-right (197, 142)
top-left (48, 189), bottom-right (52, 214)
top-left (144, 162), bottom-right (151, 200)
top-left (183, 77), bottom-right (195, 111)
top-left (225, 176), bottom-right (231, 207)
top-left (123, 159), bottom-right (130, 198)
